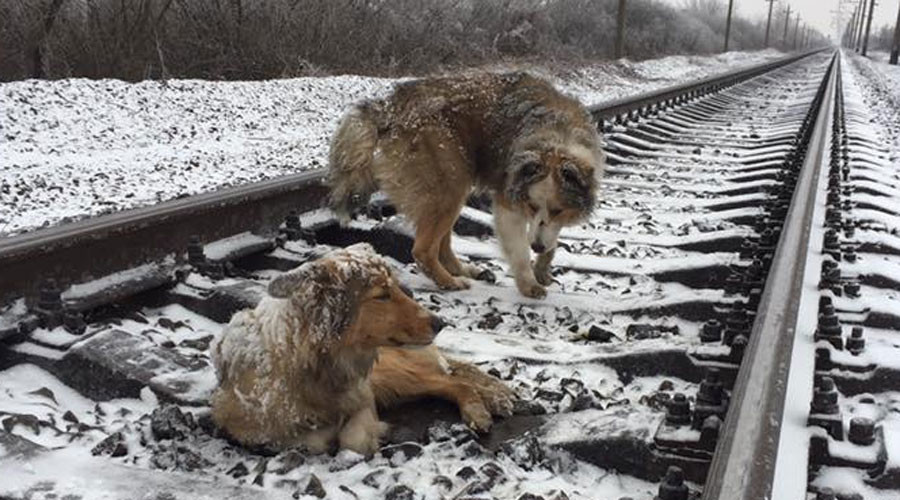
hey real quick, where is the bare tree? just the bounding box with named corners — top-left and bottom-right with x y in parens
top-left (0, 0), bottom-right (778, 82)
top-left (32, 0), bottom-right (67, 78)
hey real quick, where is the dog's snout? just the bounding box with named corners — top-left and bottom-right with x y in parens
top-left (430, 315), bottom-right (448, 335)
top-left (531, 242), bottom-right (546, 254)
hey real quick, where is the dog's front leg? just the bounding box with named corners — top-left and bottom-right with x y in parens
top-left (338, 405), bottom-right (387, 456)
top-left (494, 200), bottom-right (546, 299)
top-left (533, 247), bottom-right (555, 286)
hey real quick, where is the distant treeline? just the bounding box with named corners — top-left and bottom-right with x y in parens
top-left (1, 0), bottom-right (824, 82)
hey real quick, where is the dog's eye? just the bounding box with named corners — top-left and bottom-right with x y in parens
top-left (374, 290), bottom-right (391, 301)
top-left (561, 163), bottom-right (583, 186)
top-left (528, 203), bottom-right (539, 213)
top-left (550, 208), bottom-right (562, 218)
top-left (520, 162), bottom-right (541, 177)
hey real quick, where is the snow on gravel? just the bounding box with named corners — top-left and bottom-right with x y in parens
top-left (795, 50), bottom-right (900, 500)
top-left (549, 48), bottom-right (785, 105)
top-left (0, 75), bottom-right (396, 236)
top-left (863, 51), bottom-right (900, 99)
top-left (847, 51), bottom-right (900, 144)
top-left (0, 49), bottom-right (783, 237)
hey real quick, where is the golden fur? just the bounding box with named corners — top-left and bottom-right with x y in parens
top-left (327, 72), bottom-right (605, 298)
top-left (210, 243), bottom-right (514, 454)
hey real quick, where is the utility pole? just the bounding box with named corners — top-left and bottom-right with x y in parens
top-left (615, 0), bottom-right (626, 59)
top-left (891, 0), bottom-right (900, 64)
top-left (862, 0), bottom-right (876, 55)
top-left (724, 0), bottom-right (735, 51)
top-left (793, 17), bottom-right (800, 50)
top-left (783, 5), bottom-right (792, 47)
top-left (765, 0), bottom-right (776, 47)
top-left (855, 0), bottom-right (868, 51)
top-left (845, 2), bottom-right (858, 46)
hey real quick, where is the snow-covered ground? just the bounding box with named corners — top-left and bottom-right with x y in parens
top-left (0, 49), bottom-right (784, 237)
top-left (863, 51), bottom-right (900, 98)
top-left (846, 51), bottom-right (900, 170)
top-left (801, 50), bottom-right (900, 500)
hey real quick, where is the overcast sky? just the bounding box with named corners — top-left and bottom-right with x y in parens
top-left (661, 0), bottom-right (899, 42)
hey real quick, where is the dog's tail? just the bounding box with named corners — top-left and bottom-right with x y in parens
top-left (327, 102), bottom-right (382, 225)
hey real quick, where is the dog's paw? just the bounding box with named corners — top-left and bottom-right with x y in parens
top-left (343, 429), bottom-right (382, 457)
top-left (460, 401), bottom-right (493, 433)
top-left (464, 263), bottom-right (496, 283)
top-left (376, 421), bottom-right (390, 440)
top-left (484, 390), bottom-right (515, 418)
top-left (477, 375), bottom-right (516, 418)
top-left (438, 277), bottom-right (470, 291)
top-left (475, 268), bottom-right (497, 283)
top-left (534, 265), bottom-right (553, 286)
top-left (518, 282), bottom-right (547, 299)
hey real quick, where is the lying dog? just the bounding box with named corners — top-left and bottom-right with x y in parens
top-left (210, 243), bottom-right (514, 454)
top-left (327, 72), bottom-right (605, 298)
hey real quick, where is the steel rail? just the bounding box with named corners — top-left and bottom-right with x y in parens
top-left (700, 52), bottom-right (838, 500)
top-left (0, 170), bottom-right (328, 304)
top-left (589, 48), bottom-right (827, 125)
top-left (0, 50), bottom-right (828, 305)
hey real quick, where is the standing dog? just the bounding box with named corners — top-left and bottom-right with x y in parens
top-left (327, 72), bottom-right (604, 298)
top-left (210, 244), bottom-right (514, 455)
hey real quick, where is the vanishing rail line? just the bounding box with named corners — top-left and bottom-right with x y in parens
top-left (2, 49), bottom-right (895, 500)
top-left (705, 52), bottom-right (900, 500)
top-left (703, 52), bottom-right (837, 500)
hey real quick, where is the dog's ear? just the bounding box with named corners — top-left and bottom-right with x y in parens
top-left (268, 261), bottom-right (322, 298)
top-left (507, 159), bottom-right (545, 202)
top-left (302, 270), bottom-right (367, 343)
top-left (268, 257), bottom-right (371, 343)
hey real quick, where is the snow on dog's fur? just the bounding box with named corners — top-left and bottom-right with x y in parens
top-left (210, 243), bottom-right (514, 454)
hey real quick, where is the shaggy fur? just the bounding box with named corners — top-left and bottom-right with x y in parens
top-left (327, 72), bottom-right (605, 298)
top-left (210, 243), bottom-right (514, 454)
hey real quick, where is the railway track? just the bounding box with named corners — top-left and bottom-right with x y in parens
top-left (2, 49), bottom-right (898, 500)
